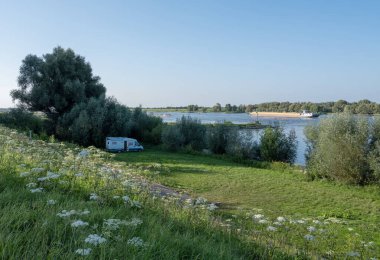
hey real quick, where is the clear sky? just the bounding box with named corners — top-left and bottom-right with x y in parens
top-left (1, 0), bottom-right (379, 108)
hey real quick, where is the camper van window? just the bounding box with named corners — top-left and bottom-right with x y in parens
top-left (112, 142), bottom-right (117, 145)
top-left (135, 141), bottom-right (139, 146)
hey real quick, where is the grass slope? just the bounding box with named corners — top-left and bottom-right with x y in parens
top-left (0, 127), bottom-right (287, 259)
top-left (116, 148), bottom-right (380, 258)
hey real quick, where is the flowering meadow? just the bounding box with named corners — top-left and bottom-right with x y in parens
top-left (0, 126), bottom-right (379, 259)
top-left (0, 126), bottom-right (278, 259)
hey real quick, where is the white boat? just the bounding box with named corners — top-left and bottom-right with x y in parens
top-left (299, 110), bottom-right (319, 118)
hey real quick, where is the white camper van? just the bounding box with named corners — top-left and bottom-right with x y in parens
top-left (106, 137), bottom-right (144, 152)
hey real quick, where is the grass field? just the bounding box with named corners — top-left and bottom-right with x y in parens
top-left (0, 127), bottom-right (288, 259)
top-left (116, 148), bottom-right (380, 258)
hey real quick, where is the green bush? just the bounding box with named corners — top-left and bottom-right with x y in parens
top-left (0, 108), bottom-right (45, 134)
top-left (161, 125), bottom-right (185, 151)
top-left (207, 124), bottom-right (235, 154)
top-left (305, 114), bottom-right (380, 185)
top-left (176, 116), bottom-right (206, 151)
top-left (259, 126), bottom-right (297, 164)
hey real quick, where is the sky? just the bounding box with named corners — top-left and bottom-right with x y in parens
top-left (0, 0), bottom-right (379, 108)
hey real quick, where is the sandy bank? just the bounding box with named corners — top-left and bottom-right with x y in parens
top-left (250, 112), bottom-right (302, 118)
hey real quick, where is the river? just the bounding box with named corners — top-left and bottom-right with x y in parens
top-left (149, 112), bottom-right (326, 165)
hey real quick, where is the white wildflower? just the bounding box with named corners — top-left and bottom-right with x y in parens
top-left (85, 234), bottom-right (106, 245)
top-left (297, 219), bottom-right (306, 224)
top-left (127, 237), bottom-right (145, 247)
top-left (26, 182), bottom-right (37, 188)
top-left (276, 216), bottom-right (286, 222)
top-left (307, 226), bottom-right (316, 232)
top-left (20, 172), bottom-right (31, 177)
top-left (74, 172), bottom-right (84, 177)
top-left (71, 220), bottom-right (89, 228)
top-left (47, 199), bottom-right (57, 205)
top-left (103, 219), bottom-right (122, 230)
top-left (79, 210), bottom-right (90, 215)
top-left (207, 203), bottom-right (218, 211)
top-left (258, 219), bottom-right (268, 224)
top-left (31, 168), bottom-right (44, 173)
top-left (75, 248), bottom-right (92, 256)
top-left (195, 197), bottom-right (207, 205)
top-left (78, 150), bottom-right (89, 158)
top-left (89, 193), bottom-right (99, 200)
top-left (30, 187), bottom-right (43, 193)
top-left (304, 234), bottom-right (315, 241)
top-left (113, 196), bottom-right (120, 199)
top-left (348, 227), bottom-right (354, 231)
top-left (312, 220), bottom-right (322, 224)
top-left (122, 195), bottom-right (130, 203)
top-left (346, 251), bottom-right (360, 257)
top-left (267, 226), bottom-right (277, 231)
top-left (57, 209), bottom-right (76, 218)
top-left (125, 217), bottom-right (143, 227)
top-left (253, 214), bottom-right (264, 220)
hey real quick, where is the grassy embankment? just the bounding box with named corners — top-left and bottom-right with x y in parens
top-left (116, 148), bottom-right (380, 258)
top-left (0, 126), bottom-right (288, 259)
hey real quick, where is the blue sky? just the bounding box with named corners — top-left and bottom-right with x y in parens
top-left (1, 0), bottom-right (379, 107)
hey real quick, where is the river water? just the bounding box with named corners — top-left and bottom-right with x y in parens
top-left (150, 112), bottom-right (326, 165)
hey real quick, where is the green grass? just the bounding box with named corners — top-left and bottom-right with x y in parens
top-left (0, 126), bottom-right (288, 259)
top-left (116, 148), bottom-right (380, 258)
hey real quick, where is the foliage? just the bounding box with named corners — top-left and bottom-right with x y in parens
top-left (8, 47), bottom-right (163, 147)
top-left (11, 46), bottom-right (106, 120)
top-left (161, 125), bottom-right (185, 151)
top-left (207, 124), bottom-right (259, 159)
top-left (305, 114), bottom-right (380, 185)
top-left (0, 108), bottom-right (45, 134)
top-left (259, 126), bottom-right (297, 164)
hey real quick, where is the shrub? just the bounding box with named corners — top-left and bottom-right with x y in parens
top-left (304, 114), bottom-right (379, 185)
top-left (207, 124), bottom-right (235, 154)
top-left (259, 126), bottom-right (297, 164)
top-left (0, 108), bottom-right (45, 134)
top-left (176, 116), bottom-right (206, 151)
top-left (161, 125), bottom-right (185, 151)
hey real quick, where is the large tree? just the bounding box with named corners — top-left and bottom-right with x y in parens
top-left (11, 47), bottom-right (106, 119)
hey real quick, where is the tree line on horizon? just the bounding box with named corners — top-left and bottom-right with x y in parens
top-left (150, 99), bottom-right (380, 114)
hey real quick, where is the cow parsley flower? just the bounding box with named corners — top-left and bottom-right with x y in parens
top-left (207, 203), bottom-right (218, 211)
top-left (125, 217), bottom-right (143, 227)
top-left (85, 234), bottom-right (106, 245)
top-left (304, 234), bottom-right (315, 241)
top-left (103, 219), bottom-right (122, 230)
top-left (47, 199), bottom-right (57, 205)
top-left (71, 220), bottom-right (89, 228)
top-left (267, 226), bottom-right (277, 231)
top-left (307, 226), bottom-right (316, 232)
top-left (74, 172), bottom-right (84, 177)
top-left (113, 196), bottom-right (120, 199)
top-left (30, 187), bottom-right (43, 193)
top-left (127, 237), bottom-right (145, 247)
top-left (75, 248), bottom-right (92, 256)
top-left (31, 168), bottom-right (45, 173)
top-left (276, 216), bottom-right (286, 222)
top-left (26, 182), bottom-right (37, 188)
top-left (122, 195), bottom-right (130, 203)
top-left (78, 150), bottom-right (89, 158)
top-left (20, 172), bottom-right (31, 177)
top-left (258, 219), bottom-right (268, 224)
top-left (89, 193), bottom-right (99, 200)
top-left (346, 251), bottom-right (360, 257)
top-left (253, 214), bottom-right (264, 220)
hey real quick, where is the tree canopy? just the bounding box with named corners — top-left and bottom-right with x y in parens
top-left (11, 46), bottom-right (106, 119)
